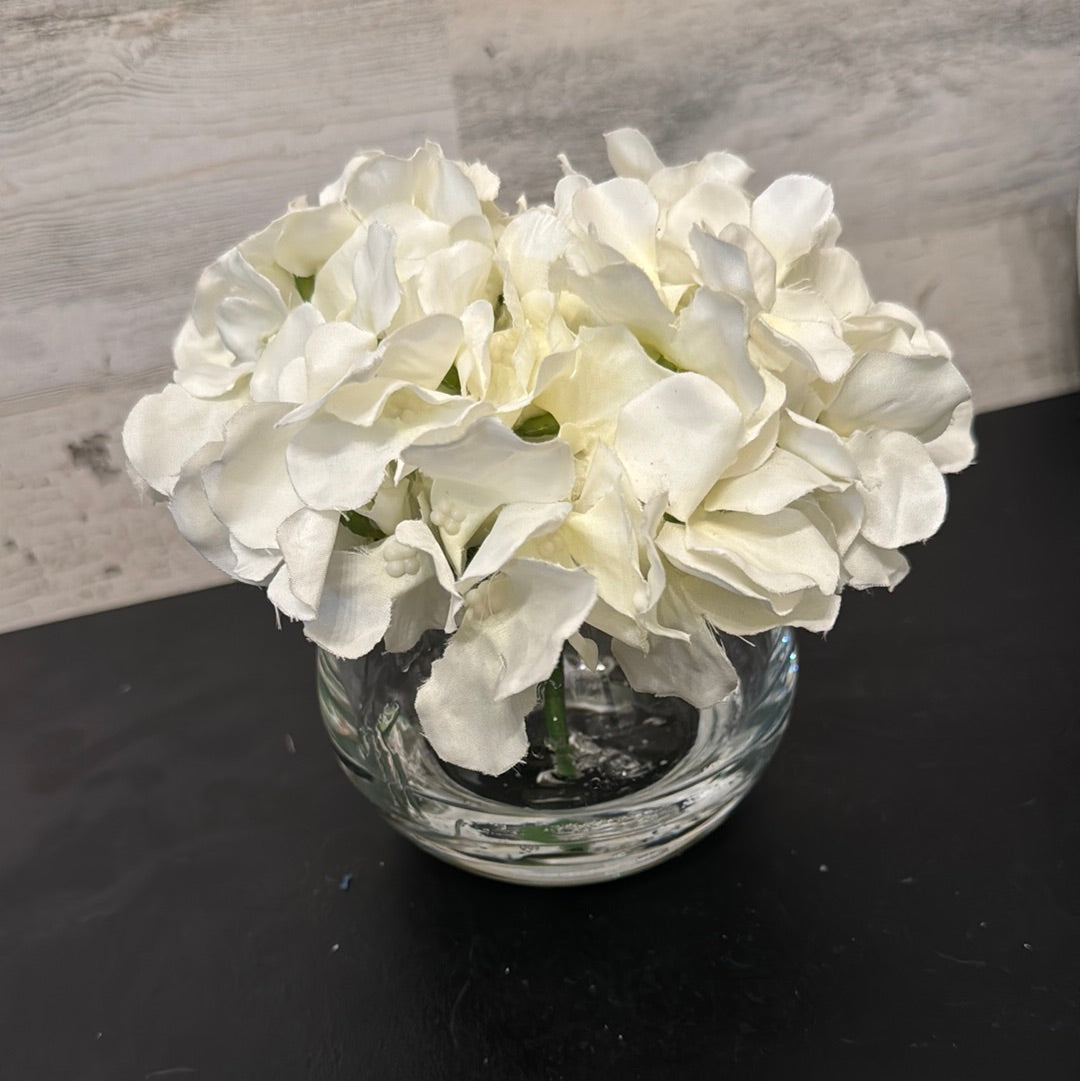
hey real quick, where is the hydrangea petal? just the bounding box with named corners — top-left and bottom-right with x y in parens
top-left (821, 352), bottom-right (971, 441)
top-left (604, 128), bottom-right (664, 181)
top-left (615, 373), bottom-right (743, 520)
top-left (848, 429), bottom-right (948, 548)
top-left (705, 447), bottom-right (841, 515)
top-left (351, 221), bottom-right (401, 336)
top-left (203, 402), bottom-right (304, 550)
top-left (414, 559), bottom-right (597, 774)
top-left (751, 174), bottom-right (834, 275)
top-left (122, 383), bottom-right (244, 497)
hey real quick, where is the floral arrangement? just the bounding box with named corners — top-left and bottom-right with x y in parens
top-left (123, 130), bottom-right (974, 776)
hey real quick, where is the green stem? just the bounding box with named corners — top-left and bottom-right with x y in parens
top-left (542, 648), bottom-right (577, 781)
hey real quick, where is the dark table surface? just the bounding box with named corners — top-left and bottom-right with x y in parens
top-left (2, 394), bottom-right (1079, 1081)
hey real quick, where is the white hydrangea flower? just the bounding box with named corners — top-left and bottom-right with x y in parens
top-left (124, 132), bottom-right (974, 777)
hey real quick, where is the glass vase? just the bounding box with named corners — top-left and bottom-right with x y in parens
top-left (317, 628), bottom-right (798, 886)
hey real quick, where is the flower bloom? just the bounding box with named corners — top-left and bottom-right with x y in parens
top-left (124, 132), bottom-right (974, 775)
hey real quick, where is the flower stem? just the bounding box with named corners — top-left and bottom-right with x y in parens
top-left (542, 648), bottom-right (578, 781)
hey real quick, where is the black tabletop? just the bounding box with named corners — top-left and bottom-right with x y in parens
top-left (2, 394), bottom-right (1078, 1081)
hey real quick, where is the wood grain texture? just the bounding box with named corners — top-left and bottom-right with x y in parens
top-left (444, 0), bottom-right (1080, 411)
top-left (0, 0), bottom-right (459, 403)
top-left (0, 379), bottom-right (228, 633)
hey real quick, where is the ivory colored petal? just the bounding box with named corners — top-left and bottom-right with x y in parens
top-left (572, 177), bottom-right (660, 272)
top-left (821, 352), bottom-right (972, 441)
top-left (286, 413), bottom-right (401, 512)
top-left (842, 536), bottom-right (910, 590)
top-left (122, 383), bottom-right (244, 497)
top-left (705, 447), bottom-right (839, 514)
top-left (778, 411), bottom-right (859, 479)
top-left (717, 223), bottom-right (777, 311)
top-left (351, 221), bottom-right (401, 337)
top-left (497, 208), bottom-right (571, 296)
top-left (250, 304), bottom-right (325, 403)
top-left (415, 560), bottom-right (596, 774)
top-left (534, 326), bottom-right (665, 449)
top-left (303, 321), bottom-right (379, 401)
top-left (415, 640), bottom-right (535, 774)
top-left (203, 402), bottom-right (304, 551)
top-left (676, 569), bottom-right (840, 636)
top-left (376, 315), bottom-right (464, 389)
top-left (612, 595), bottom-right (737, 709)
top-left (666, 509), bottom-right (840, 597)
top-left (173, 360), bottom-right (254, 399)
top-left (604, 128), bottom-right (664, 181)
top-left (690, 227), bottom-right (758, 309)
top-left (848, 429), bottom-right (948, 548)
top-left (669, 288), bottom-right (764, 415)
top-left (383, 575), bottom-right (452, 654)
top-left (751, 174), bottom-right (834, 275)
top-left (615, 373), bottom-right (743, 520)
top-left (416, 240), bottom-right (492, 317)
top-left (552, 261), bottom-right (674, 347)
top-left (801, 247), bottom-right (872, 319)
top-left (275, 506), bottom-right (341, 617)
top-left (274, 202), bottom-right (359, 277)
top-left (925, 400), bottom-right (977, 474)
top-left (459, 502), bottom-right (571, 590)
top-left (404, 417), bottom-right (574, 508)
top-left (168, 443), bottom-right (246, 578)
top-left (665, 180), bottom-right (751, 250)
top-left (302, 548), bottom-right (396, 659)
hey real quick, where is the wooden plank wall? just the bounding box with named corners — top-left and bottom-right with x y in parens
top-left (2, 0), bottom-right (1078, 632)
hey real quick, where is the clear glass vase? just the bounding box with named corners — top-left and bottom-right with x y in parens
top-left (317, 628), bottom-right (798, 886)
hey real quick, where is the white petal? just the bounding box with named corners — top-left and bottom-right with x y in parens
top-left (611, 589), bottom-right (737, 708)
top-left (705, 447), bottom-right (841, 514)
top-left (842, 537), bottom-right (910, 590)
top-left (286, 413), bottom-right (401, 512)
top-left (690, 227), bottom-right (758, 309)
top-left (925, 400), bottom-right (976, 474)
top-left (751, 174), bottom-right (834, 275)
top-left (664, 180), bottom-right (751, 251)
top-left (416, 240), bottom-right (492, 317)
top-left (122, 383), bottom-right (244, 497)
top-left (497, 207), bottom-right (571, 296)
top-left (668, 288), bottom-right (765, 415)
top-left (571, 177), bottom-right (659, 272)
top-left (778, 411), bottom-right (859, 479)
top-left (415, 560), bottom-right (596, 773)
top-left (404, 417), bottom-right (574, 508)
top-left (534, 326), bottom-right (666, 452)
top-left (302, 548), bottom-right (395, 658)
top-left (459, 502), bottom-right (571, 590)
top-left (661, 509), bottom-right (840, 597)
top-left (676, 569), bottom-right (840, 635)
top-left (821, 352), bottom-right (972, 441)
top-left (376, 314), bottom-right (464, 389)
top-left (274, 507), bottom-right (341, 618)
top-left (604, 128), bottom-right (664, 181)
top-left (203, 403), bottom-right (304, 550)
top-left (274, 202), bottom-right (358, 277)
top-left (552, 261), bottom-right (674, 347)
top-left (615, 372), bottom-right (743, 520)
top-left (801, 247), bottom-right (871, 319)
top-left (303, 321), bottom-right (379, 401)
top-left (351, 221), bottom-right (401, 336)
top-left (847, 429), bottom-right (948, 548)
top-left (250, 304), bottom-right (325, 403)
top-left (168, 443), bottom-right (254, 579)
